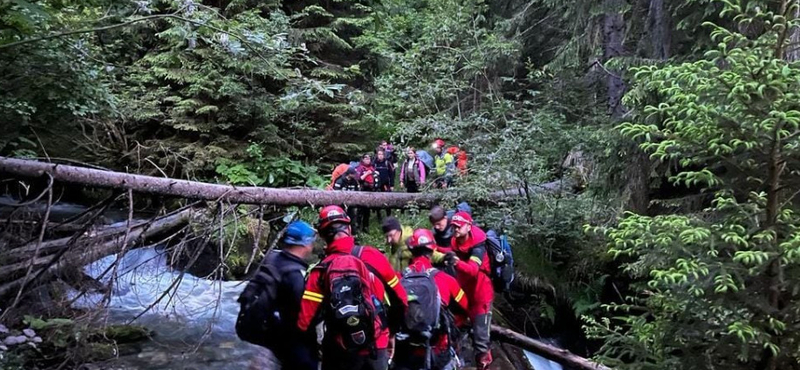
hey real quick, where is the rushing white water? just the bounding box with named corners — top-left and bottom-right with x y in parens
top-left (71, 247), bottom-right (271, 369)
top-left (524, 350), bottom-right (563, 370)
top-left (72, 246), bottom-right (558, 369)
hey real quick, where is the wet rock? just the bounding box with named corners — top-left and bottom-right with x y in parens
top-left (137, 350), bottom-right (169, 365)
top-left (23, 328), bottom-right (36, 337)
top-left (32, 336), bottom-right (43, 343)
top-left (3, 335), bottom-right (28, 346)
top-left (0, 324), bottom-right (8, 334)
top-left (77, 343), bottom-right (117, 362)
top-left (99, 325), bottom-right (151, 343)
top-left (0, 344), bottom-right (8, 351)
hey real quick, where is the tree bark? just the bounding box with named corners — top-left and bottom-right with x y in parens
top-left (0, 157), bottom-right (567, 208)
top-left (646, 0), bottom-right (670, 60)
top-left (491, 325), bottom-right (611, 370)
top-left (786, 1), bottom-right (800, 62)
top-left (0, 215), bottom-right (181, 265)
top-left (603, 0), bottom-right (626, 118)
top-left (0, 210), bottom-right (192, 297)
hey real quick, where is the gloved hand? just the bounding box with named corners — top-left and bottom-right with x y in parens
top-left (431, 250), bottom-right (446, 264)
top-left (443, 252), bottom-right (458, 268)
top-left (477, 351), bottom-right (493, 370)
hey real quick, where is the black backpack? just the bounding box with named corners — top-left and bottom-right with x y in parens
top-left (401, 269), bottom-right (441, 341)
top-left (485, 230), bottom-right (515, 293)
top-left (399, 269), bottom-right (441, 368)
top-left (235, 262), bottom-right (282, 348)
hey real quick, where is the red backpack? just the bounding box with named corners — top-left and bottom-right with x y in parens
top-left (320, 253), bottom-right (382, 354)
top-left (446, 146), bottom-right (468, 175)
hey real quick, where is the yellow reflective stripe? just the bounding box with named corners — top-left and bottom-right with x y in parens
top-left (303, 291), bottom-right (323, 299)
top-left (455, 289), bottom-right (465, 302)
top-left (302, 294), bottom-right (322, 303)
top-left (387, 276), bottom-right (399, 288)
top-left (384, 292), bottom-right (391, 306)
top-left (470, 256), bottom-right (482, 265)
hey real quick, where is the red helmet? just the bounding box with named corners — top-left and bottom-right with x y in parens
top-left (317, 205), bottom-right (351, 230)
top-left (406, 229), bottom-right (436, 251)
top-left (433, 139), bottom-right (446, 149)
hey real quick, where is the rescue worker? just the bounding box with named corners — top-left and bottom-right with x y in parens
top-left (394, 229), bottom-right (470, 370)
top-left (435, 211), bottom-right (494, 370)
top-left (298, 206), bottom-right (409, 370)
top-left (264, 220), bottom-right (319, 370)
top-left (381, 216), bottom-right (413, 272)
top-left (432, 139), bottom-right (455, 189)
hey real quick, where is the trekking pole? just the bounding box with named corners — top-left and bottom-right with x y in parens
top-left (425, 336), bottom-right (432, 370)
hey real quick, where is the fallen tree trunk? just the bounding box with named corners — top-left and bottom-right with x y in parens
top-left (0, 157), bottom-right (441, 208)
top-left (0, 157), bottom-right (568, 208)
top-left (0, 210), bottom-right (192, 297)
top-left (491, 324), bottom-right (611, 370)
top-left (0, 218), bottom-right (168, 263)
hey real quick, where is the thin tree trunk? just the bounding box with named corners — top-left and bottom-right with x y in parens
top-left (0, 210), bottom-right (192, 297)
top-left (786, 1), bottom-right (800, 62)
top-left (491, 325), bottom-right (611, 370)
top-left (0, 210), bottom-right (192, 283)
top-left (647, 0), bottom-right (670, 60)
top-left (602, 0), bottom-right (626, 118)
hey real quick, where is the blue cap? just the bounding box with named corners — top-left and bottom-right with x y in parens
top-left (282, 220), bottom-right (317, 246)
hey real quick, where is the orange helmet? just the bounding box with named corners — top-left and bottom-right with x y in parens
top-left (406, 229), bottom-right (436, 251)
top-left (317, 205), bottom-right (351, 230)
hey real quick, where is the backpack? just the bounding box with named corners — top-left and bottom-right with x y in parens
top-left (485, 230), bottom-right (515, 293)
top-left (235, 262), bottom-right (282, 348)
top-left (416, 150), bottom-right (435, 176)
top-left (322, 253), bottom-right (380, 354)
top-left (400, 269), bottom-right (441, 342)
top-left (399, 268), bottom-right (442, 369)
top-left (447, 146), bottom-right (467, 174)
top-left (328, 163), bottom-right (351, 190)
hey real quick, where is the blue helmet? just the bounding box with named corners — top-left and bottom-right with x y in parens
top-left (282, 220), bottom-right (317, 246)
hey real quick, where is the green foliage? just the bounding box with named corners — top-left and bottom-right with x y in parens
top-left (215, 143), bottom-right (327, 188)
top-left (0, 0), bottom-right (379, 176)
top-left (588, 3), bottom-right (800, 368)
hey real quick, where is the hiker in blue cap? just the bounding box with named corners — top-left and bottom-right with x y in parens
top-left (266, 220), bottom-right (319, 370)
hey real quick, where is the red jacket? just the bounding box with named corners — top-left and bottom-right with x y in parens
top-left (356, 164), bottom-right (376, 186)
top-left (298, 236), bottom-right (408, 349)
top-left (448, 226), bottom-right (494, 317)
top-left (406, 257), bottom-right (469, 353)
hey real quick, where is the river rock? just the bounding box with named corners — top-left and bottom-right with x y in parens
top-left (100, 324), bottom-right (151, 343)
top-left (23, 328), bottom-right (36, 337)
top-left (32, 336), bottom-right (43, 343)
top-left (0, 324), bottom-right (8, 334)
top-left (0, 344), bottom-right (8, 351)
top-left (3, 335), bottom-right (28, 346)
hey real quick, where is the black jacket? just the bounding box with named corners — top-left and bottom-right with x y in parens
top-left (433, 225), bottom-right (454, 248)
top-left (263, 250), bottom-right (309, 339)
top-left (333, 175), bottom-right (360, 191)
top-left (374, 159), bottom-right (394, 188)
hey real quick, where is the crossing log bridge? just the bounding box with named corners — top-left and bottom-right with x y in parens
top-left (0, 157), bottom-right (565, 208)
